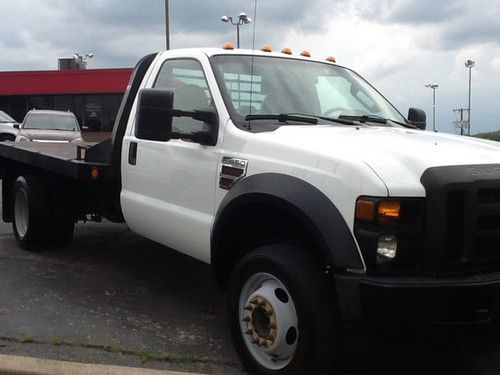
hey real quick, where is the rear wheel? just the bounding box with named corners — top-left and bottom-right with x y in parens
top-left (13, 175), bottom-right (49, 249)
top-left (227, 244), bottom-right (339, 375)
top-left (12, 175), bottom-right (74, 250)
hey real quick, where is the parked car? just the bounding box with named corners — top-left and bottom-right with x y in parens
top-left (15, 110), bottom-right (83, 143)
top-left (0, 110), bottom-right (20, 141)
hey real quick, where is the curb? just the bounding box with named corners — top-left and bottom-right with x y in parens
top-left (0, 354), bottom-right (205, 375)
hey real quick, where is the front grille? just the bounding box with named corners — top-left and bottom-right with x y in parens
top-left (443, 187), bottom-right (500, 273)
top-left (421, 165), bottom-right (500, 276)
top-left (478, 188), bottom-right (500, 205)
top-left (476, 188), bottom-right (500, 262)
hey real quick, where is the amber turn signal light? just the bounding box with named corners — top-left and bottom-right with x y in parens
top-left (378, 201), bottom-right (401, 219)
top-left (355, 199), bottom-right (376, 221)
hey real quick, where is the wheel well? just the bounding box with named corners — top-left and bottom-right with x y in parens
top-left (0, 133), bottom-right (15, 141)
top-left (212, 201), bottom-right (329, 285)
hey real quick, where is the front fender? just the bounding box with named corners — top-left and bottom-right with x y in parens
top-left (212, 173), bottom-right (364, 271)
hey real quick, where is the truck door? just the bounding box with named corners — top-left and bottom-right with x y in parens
top-left (121, 58), bottom-right (219, 263)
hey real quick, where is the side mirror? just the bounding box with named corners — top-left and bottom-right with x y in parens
top-left (136, 88), bottom-right (218, 145)
top-left (13, 123), bottom-right (19, 129)
top-left (136, 89), bottom-right (174, 141)
top-left (407, 108), bottom-right (426, 130)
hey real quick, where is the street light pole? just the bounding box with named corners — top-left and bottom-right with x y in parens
top-left (221, 12), bottom-right (252, 48)
top-left (425, 83), bottom-right (439, 132)
top-left (465, 59), bottom-right (474, 136)
top-left (165, 0), bottom-right (170, 50)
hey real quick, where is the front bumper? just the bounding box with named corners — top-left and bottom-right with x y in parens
top-left (335, 272), bottom-right (500, 325)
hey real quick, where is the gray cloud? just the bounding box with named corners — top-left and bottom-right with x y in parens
top-left (348, 0), bottom-right (500, 50)
top-left (0, 0), bottom-right (499, 132)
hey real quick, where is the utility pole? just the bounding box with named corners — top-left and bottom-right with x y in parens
top-left (453, 108), bottom-right (468, 135)
top-left (165, 0), bottom-right (170, 50)
top-left (465, 60), bottom-right (475, 135)
top-left (425, 83), bottom-right (439, 132)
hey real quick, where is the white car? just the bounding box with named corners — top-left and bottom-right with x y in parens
top-left (0, 110), bottom-right (19, 141)
top-left (15, 110), bottom-right (83, 143)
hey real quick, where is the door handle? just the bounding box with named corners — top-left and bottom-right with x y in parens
top-left (128, 142), bottom-right (137, 165)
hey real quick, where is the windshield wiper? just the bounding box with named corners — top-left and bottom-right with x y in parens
top-left (340, 115), bottom-right (418, 129)
top-left (245, 113), bottom-right (357, 126)
top-left (386, 118), bottom-right (418, 129)
top-left (245, 113), bottom-right (318, 124)
top-left (339, 115), bottom-right (387, 124)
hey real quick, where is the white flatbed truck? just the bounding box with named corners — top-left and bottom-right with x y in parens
top-left (2, 47), bottom-right (500, 374)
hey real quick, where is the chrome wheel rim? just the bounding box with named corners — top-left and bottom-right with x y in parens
top-left (239, 272), bottom-right (298, 370)
top-left (14, 188), bottom-right (29, 238)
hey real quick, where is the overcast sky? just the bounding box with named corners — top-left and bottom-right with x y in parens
top-left (1, 0), bottom-right (499, 134)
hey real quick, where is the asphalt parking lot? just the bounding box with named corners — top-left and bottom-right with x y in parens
top-left (2, 185), bottom-right (500, 374)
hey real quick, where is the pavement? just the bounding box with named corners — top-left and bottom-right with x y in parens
top-left (0, 183), bottom-right (245, 374)
top-left (0, 354), bottom-right (202, 375)
top-left (2, 185), bottom-right (500, 374)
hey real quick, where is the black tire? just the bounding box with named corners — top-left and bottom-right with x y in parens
top-left (12, 175), bottom-right (74, 250)
top-left (12, 175), bottom-right (50, 250)
top-left (227, 244), bottom-right (339, 375)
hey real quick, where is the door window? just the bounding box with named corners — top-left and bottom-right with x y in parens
top-left (154, 59), bottom-right (214, 135)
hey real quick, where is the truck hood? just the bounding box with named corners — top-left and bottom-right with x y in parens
top-left (268, 125), bottom-right (500, 196)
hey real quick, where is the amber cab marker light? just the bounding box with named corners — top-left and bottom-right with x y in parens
top-left (378, 201), bottom-right (401, 219)
top-left (355, 199), bottom-right (376, 221)
top-left (326, 56), bottom-right (336, 63)
top-left (300, 50), bottom-right (311, 57)
top-left (281, 47), bottom-right (292, 55)
top-left (261, 44), bottom-right (272, 52)
top-left (223, 42), bottom-right (234, 50)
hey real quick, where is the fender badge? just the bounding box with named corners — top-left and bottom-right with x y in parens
top-left (220, 157), bottom-right (248, 189)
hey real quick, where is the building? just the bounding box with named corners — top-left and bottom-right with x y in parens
top-left (0, 67), bottom-right (133, 131)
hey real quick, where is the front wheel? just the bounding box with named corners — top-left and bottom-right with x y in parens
top-left (227, 245), bottom-right (339, 375)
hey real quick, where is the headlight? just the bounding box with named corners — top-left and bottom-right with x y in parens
top-left (354, 196), bottom-right (424, 275)
top-left (16, 136), bottom-right (31, 142)
top-left (377, 235), bottom-right (398, 263)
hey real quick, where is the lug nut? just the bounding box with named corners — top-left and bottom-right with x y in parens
top-left (245, 329), bottom-right (254, 335)
top-left (244, 305), bottom-right (254, 311)
top-left (242, 316), bottom-right (251, 322)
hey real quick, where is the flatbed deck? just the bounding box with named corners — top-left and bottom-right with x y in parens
top-left (0, 141), bottom-right (112, 181)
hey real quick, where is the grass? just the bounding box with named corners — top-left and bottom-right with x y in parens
top-left (104, 345), bottom-right (124, 354)
top-left (49, 337), bottom-right (63, 346)
top-left (474, 130), bottom-right (500, 141)
top-left (9, 334), bottom-right (224, 367)
top-left (180, 355), bottom-right (196, 364)
top-left (138, 350), bottom-right (156, 363)
top-left (20, 335), bottom-right (34, 344)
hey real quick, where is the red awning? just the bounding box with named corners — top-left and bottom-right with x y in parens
top-left (0, 68), bottom-right (133, 95)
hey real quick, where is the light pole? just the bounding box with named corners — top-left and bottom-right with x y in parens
top-left (465, 59), bottom-right (475, 136)
top-left (221, 12), bottom-right (252, 48)
top-left (73, 53), bottom-right (93, 69)
top-left (425, 83), bottom-right (439, 132)
top-left (165, 0), bottom-right (170, 50)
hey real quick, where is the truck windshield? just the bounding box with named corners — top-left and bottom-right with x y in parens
top-left (211, 55), bottom-right (407, 130)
